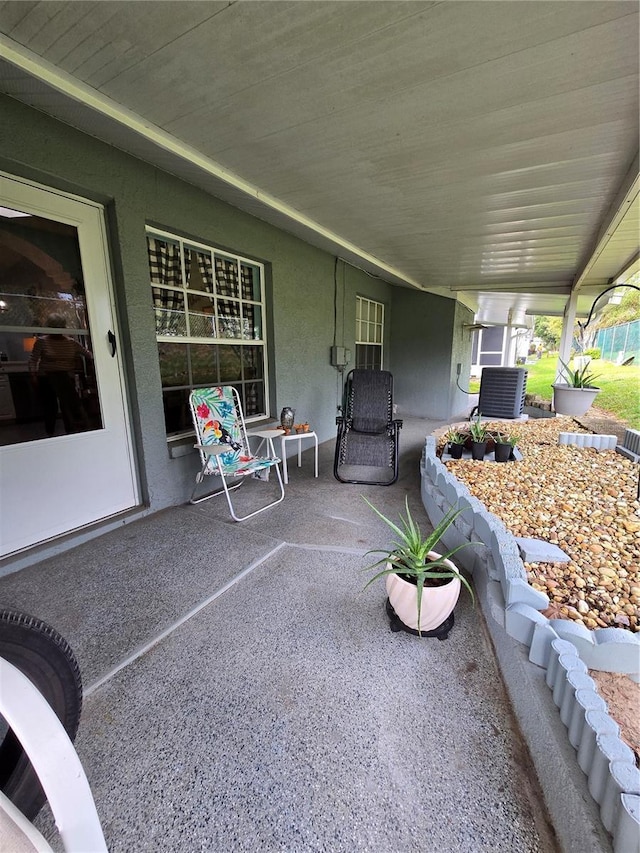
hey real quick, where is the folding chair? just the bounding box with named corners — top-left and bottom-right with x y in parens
top-left (189, 386), bottom-right (285, 521)
top-left (334, 369), bottom-right (403, 485)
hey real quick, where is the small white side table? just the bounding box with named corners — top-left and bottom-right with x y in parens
top-left (280, 431), bottom-right (319, 484)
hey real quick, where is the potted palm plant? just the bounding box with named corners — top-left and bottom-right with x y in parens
top-left (469, 415), bottom-right (488, 460)
top-left (363, 497), bottom-right (475, 638)
top-left (552, 359), bottom-right (602, 416)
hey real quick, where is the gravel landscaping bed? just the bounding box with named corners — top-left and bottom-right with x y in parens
top-left (437, 416), bottom-right (640, 634)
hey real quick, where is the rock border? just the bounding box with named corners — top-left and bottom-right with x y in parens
top-left (421, 435), bottom-right (640, 853)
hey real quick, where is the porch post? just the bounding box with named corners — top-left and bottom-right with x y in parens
top-left (556, 289), bottom-right (579, 382)
top-left (504, 310), bottom-right (514, 366)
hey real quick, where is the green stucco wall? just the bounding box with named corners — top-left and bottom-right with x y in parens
top-left (0, 94), bottom-right (469, 516)
top-left (390, 288), bottom-right (474, 418)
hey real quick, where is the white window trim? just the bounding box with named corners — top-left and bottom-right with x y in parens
top-left (146, 226), bottom-right (271, 432)
top-left (355, 295), bottom-right (384, 369)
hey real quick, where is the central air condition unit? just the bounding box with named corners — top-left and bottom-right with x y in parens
top-left (477, 367), bottom-right (528, 418)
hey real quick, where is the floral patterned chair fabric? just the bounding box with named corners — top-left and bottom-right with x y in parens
top-left (189, 386), bottom-right (285, 520)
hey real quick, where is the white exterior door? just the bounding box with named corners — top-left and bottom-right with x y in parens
top-left (0, 174), bottom-right (139, 557)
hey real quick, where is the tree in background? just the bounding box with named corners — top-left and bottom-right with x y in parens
top-left (534, 315), bottom-right (563, 350)
top-left (533, 282), bottom-right (639, 355)
top-left (578, 278), bottom-right (640, 352)
top-left (595, 280), bottom-right (640, 329)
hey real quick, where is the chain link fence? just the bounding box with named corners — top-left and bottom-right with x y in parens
top-left (595, 320), bottom-right (640, 364)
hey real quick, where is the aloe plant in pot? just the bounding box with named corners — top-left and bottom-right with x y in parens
top-left (493, 431), bottom-right (518, 463)
top-left (363, 497), bottom-right (475, 639)
top-left (444, 427), bottom-right (465, 459)
top-left (469, 415), bottom-right (488, 460)
top-left (552, 359), bottom-right (602, 417)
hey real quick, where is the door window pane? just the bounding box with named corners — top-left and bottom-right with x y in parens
top-left (0, 209), bottom-right (103, 445)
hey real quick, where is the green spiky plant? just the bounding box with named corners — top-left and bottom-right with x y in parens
top-left (363, 497), bottom-right (475, 634)
top-left (495, 430), bottom-right (519, 447)
top-left (557, 359), bottom-right (601, 389)
top-left (444, 427), bottom-right (466, 445)
top-left (469, 415), bottom-right (487, 442)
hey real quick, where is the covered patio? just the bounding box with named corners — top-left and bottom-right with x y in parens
top-left (0, 420), bottom-right (610, 852)
top-left (0, 4), bottom-right (637, 849)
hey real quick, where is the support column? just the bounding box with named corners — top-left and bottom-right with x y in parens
top-left (557, 289), bottom-right (579, 383)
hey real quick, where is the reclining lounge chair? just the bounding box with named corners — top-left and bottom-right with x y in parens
top-left (334, 369), bottom-right (403, 485)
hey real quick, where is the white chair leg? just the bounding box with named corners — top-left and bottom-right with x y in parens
top-left (220, 459), bottom-right (285, 522)
top-left (189, 461), bottom-right (243, 505)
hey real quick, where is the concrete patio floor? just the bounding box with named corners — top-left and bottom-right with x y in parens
top-left (0, 417), bottom-right (610, 852)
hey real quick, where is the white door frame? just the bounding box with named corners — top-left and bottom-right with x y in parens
top-left (0, 172), bottom-right (139, 556)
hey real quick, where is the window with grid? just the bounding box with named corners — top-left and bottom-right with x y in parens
top-left (146, 229), bottom-right (269, 436)
top-left (355, 296), bottom-right (384, 370)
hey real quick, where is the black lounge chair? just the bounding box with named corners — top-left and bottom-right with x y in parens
top-left (334, 369), bottom-right (403, 485)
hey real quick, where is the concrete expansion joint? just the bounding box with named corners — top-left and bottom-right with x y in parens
top-left (421, 437), bottom-right (640, 853)
top-left (85, 539), bottom-right (370, 698)
top-left (85, 541), bottom-right (289, 697)
top-left (289, 542), bottom-right (369, 556)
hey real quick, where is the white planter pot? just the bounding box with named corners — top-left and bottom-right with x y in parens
top-left (552, 384), bottom-right (600, 417)
top-left (385, 551), bottom-right (461, 632)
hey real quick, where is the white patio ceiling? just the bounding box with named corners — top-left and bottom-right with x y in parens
top-left (0, 0), bottom-right (638, 326)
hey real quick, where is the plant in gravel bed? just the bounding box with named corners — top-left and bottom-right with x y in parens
top-left (493, 431), bottom-right (519, 462)
top-left (444, 428), bottom-right (466, 458)
top-left (469, 415), bottom-right (488, 460)
top-left (441, 419), bottom-right (640, 633)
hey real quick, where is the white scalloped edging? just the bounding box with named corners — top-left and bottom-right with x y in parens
top-left (559, 433), bottom-right (617, 451)
top-left (547, 639), bottom-right (640, 850)
top-left (421, 435), bottom-right (640, 853)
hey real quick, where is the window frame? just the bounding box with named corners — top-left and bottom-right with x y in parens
top-left (355, 295), bottom-right (385, 370)
top-left (146, 226), bottom-right (271, 438)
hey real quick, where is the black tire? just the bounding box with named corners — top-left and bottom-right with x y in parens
top-left (0, 609), bottom-right (83, 820)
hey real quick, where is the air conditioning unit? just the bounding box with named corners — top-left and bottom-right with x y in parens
top-left (477, 367), bottom-right (528, 418)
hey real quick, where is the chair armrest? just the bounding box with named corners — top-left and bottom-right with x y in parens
top-left (194, 443), bottom-right (226, 457)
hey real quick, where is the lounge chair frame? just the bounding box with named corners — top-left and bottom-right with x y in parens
top-left (334, 369), bottom-right (403, 485)
top-left (189, 386), bottom-right (285, 521)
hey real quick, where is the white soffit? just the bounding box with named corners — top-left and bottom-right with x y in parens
top-left (0, 1), bottom-right (637, 323)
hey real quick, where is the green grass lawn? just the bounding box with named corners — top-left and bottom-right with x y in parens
top-left (520, 356), bottom-right (640, 428)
